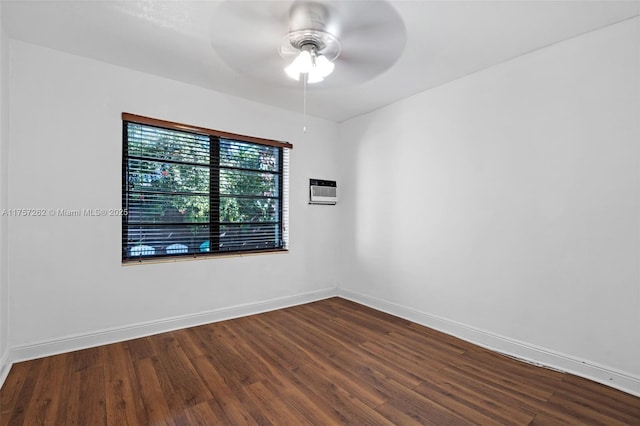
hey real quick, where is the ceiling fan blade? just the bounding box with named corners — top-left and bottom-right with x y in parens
top-left (209, 1), bottom-right (292, 70)
top-left (209, 0), bottom-right (406, 88)
top-left (335, 2), bottom-right (406, 55)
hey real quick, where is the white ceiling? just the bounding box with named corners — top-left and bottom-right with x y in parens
top-left (3, 1), bottom-right (639, 122)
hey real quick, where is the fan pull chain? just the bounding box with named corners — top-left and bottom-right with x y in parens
top-left (303, 73), bottom-right (308, 133)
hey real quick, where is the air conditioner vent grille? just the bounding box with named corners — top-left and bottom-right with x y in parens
top-left (309, 179), bottom-right (337, 205)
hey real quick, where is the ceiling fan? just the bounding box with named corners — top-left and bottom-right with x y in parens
top-left (210, 0), bottom-right (407, 88)
top-left (279, 2), bottom-right (341, 84)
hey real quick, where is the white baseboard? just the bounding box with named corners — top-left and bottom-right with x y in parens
top-left (0, 350), bottom-right (10, 389)
top-left (339, 288), bottom-right (640, 397)
top-left (9, 287), bottom-right (338, 365)
top-left (5, 287), bottom-right (638, 398)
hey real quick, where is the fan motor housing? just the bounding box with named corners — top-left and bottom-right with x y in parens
top-left (286, 30), bottom-right (340, 61)
top-left (289, 2), bottom-right (331, 33)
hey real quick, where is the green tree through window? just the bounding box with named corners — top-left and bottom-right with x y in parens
top-left (122, 115), bottom-right (290, 261)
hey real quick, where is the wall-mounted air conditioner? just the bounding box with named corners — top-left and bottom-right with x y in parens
top-left (309, 179), bottom-right (337, 205)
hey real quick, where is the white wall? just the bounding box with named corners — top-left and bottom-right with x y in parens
top-left (0, 3), bottom-right (10, 378)
top-left (7, 40), bottom-right (341, 356)
top-left (339, 17), bottom-right (640, 394)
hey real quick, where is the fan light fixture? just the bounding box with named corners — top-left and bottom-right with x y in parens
top-left (281, 29), bottom-right (341, 84)
top-left (285, 43), bottom-right (335, 83)
top-left (278, 13), bottom-right (342, 131)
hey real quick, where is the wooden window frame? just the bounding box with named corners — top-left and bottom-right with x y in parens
top-left (122, 113), bottom-right (292, 263)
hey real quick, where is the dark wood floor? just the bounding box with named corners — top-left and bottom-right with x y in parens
top-left (1, 298), bottom-right (639, 425)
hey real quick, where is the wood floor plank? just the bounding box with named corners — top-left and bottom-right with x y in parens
top-left (124, 336), bottom-right (156, 362)
top-left (2, 297), bottom-right (639, 425)
top-left (76, 365), bottom-right (107, 426)
top-left (235, 316), bottom-right (316, 371)
top-left (191, 323), bottom-right (264, 391)
top-left (528, 411), bottom-right (588, 425)
top-left (359, 340), bottom-right (449, 382)
top-left (331, 298), bottom-right (412, 330)
top-left (53, 365), bottom-right (83, 426)
top-left (134, 357), bottom-right (176, 426)
top-left (374, 400), bottom-right (431, 426)
top-left (464, 349), bottom-right (565, 384)
top-left (260, 373), bottom-right (341, 425)
top-left (275, 308), bottom-right (353, 358)
top-left (292, 349), bottom-right (389, 409)
top-left (173, 328), bottom-right (208, 361)
top-left (241, 380), bottom-right (308, 425)
top-left (20, 354), bottom-right (69, 425)
top-left (70, 346), bottom-right (104, 373)
top-left (387, 329), bottom-right (467, 357)
top-left (427, 368), bottom-right (537, 425)
top-left (550, 382), bottom-right (640, 424)
top-left (544, 392), bottom-right (632, 426)
top-left (182, 400), bottom-right (224, 425)
top-left (269, 367), bottom-right (352, 424)
top-left (195, 321), bottom-right (345, 424)
top-left (437, 363), bottom-right (546, 417)
top-left (373, 376), bottom-right (473, 426)
top-left (331, 344), bottom-right (424, 389)
top-left (286, 362), bottom-right (395, 426)
top-left (294, 302), bottom-right (370, 347)
top-left (561, 373), bottom-right (640, 415)
top-left (148, 334), bottom-right (213, 410)
top-left (413, 380), bottom-right (509, 426)
top-left (256, 311), bottom-right (342, 363)
top-left (190, 355), bottom-right (258, 425)
top-left (449, 352), bottom-right (560, 401)
top-left (2, 358), bottom-right (44, 426)
top-left (0, 361), bottom-right (35, 416)
top-left (104, 342), bottom-right (149, 425)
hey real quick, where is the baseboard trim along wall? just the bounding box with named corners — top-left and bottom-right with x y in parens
top-left (8, 287), bottom-right (339, 368)
top-left (4, 287), bottom-right (638, 397)
top-left (0, 351), bottom-right (10, 390)
top-left (339, 288), bottom-right (640, 397)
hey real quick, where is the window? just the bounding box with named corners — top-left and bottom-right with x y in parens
top-left (122, 113), bottom-right (291, 262)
